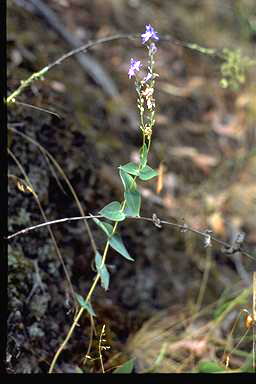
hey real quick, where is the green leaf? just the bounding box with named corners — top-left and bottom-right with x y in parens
top-left (75, 294), bottom-right (96, 317)
top-left (139, 143), bottom-right (148, 168)
top-left (119, 162), bottom-right (140, 176)
top-left (198, 360), bottom-right (225, 373)
top-left (113, 359), bottom-right (135, 373)
top-left (119, 169), bottom-right (136, 192)
top-left (213, 301), bottom-right (230, 319)
top-left (124, 190), bottom-right (141, 217)
top-left (139, 165), bottom-right (158, 181)
top-left (95, 251), bottom-right (110, 291)
top-left (93, 217), bottom-right (113, 237)
top-left (99, 201), bottom-right (126, 222)
top-left (109, 233), bottom-right (134, 261)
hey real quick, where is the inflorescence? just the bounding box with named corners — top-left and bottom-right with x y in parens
top-left (128, 24), bottom-right (159, 142)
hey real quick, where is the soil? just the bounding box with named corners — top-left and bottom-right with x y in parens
top-left (7, 0), bottom-right (256, 373)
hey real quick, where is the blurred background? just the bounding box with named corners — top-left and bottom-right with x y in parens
top-left (7, 0), bottom-right (256, 373)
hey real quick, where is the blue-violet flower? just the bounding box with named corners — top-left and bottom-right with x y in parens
top-left (141, 25), bottom-right (159, 44)
top-left (128, 58), bottom-right (142, 79)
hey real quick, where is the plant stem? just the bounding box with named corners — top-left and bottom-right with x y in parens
top-left (48, 271), bottom-right (101, 373)
top-left (48, 221), bottom-right (117, 373)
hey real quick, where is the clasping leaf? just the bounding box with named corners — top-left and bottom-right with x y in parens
top-left (75, 294), bottom-right (96, 317)
top-left (109, 233), bottom-right (134, 261)
top-left (140, 143), bottom-right (148, 168)
top-left (119, 169), bottom-right (141, 217)
top-left (95, 251), bottom-right (110, 291)
top-left (139, 165), bottom-right (158, 181)
top-left (92, 217), bottom-right (113, 237)
top-left (99, 201), bottom-right (125, 222)
top-left (119, 162), bottom-right (140, 176)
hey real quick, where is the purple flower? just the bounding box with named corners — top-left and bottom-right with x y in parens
top-left (141, 25), bottom-right (159, 44)
top-left (143, 72), bottom-right (152, 83)
top-left (128, 58), bottom-right (142, 79)
top-left (149, 42), bottom-right (157, 55)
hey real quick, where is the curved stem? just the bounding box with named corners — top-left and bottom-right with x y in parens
top-left (49, 271), bottom-right (101, 373)
top-left (48, 306), bottom-right (84, 373)
top-left (49, 222), bottom-right (117, 372)
top-left (6, 34), bottom-right (133, 105)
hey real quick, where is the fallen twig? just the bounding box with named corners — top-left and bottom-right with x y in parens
top-left (6, 213), bottom-right (255, 261)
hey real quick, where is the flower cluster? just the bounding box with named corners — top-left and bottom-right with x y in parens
top-left (128, 24), bottom-right (159, 80)
top-left (128, 24), bottom-right (159, 141)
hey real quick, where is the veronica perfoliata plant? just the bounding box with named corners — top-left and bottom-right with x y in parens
top-left (95, 25), bottom-right (159, 260)
top-left (49, 25), bottom-right (160, 373)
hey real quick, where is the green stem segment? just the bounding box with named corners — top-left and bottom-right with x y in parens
top-left (6, 67), bottom-right (49, 105)
top-left (49, 35), bottom-right (158, 374)
top-left (49, 226), bottom-right (114, 373)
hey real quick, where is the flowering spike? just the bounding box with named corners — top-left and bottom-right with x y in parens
top-left (141, 25), bottom-right (159, 44)
top-left (128, 58), bottom-right (142, 79)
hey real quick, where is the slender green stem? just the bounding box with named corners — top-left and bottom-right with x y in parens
top-left (6, 67), bottom-right (49, 105)
top-left (49, 306), bottom-right (84, 373)
top-left (49, 33), bottom-right (158, 373)
top-left (49, 205), bottom-right (122, 373)
top-left (49, 231), bottom-right (112, 373)
top-left (6, 34), bottom-right (131, 105)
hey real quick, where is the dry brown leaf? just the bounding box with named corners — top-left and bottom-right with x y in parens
top-left (162, 194), bottom-right (177, 210)
top-left (208, 212), bottom-right (225, 236)
top-left (168, 338), bottom-right (207, 357)
top-left (204, 193), bottom-right (228, 211)
top-left (211, 116), bottom-right (243, 139)
top-left (156, 162), bottom-right (164, 194)
top-left (172, 146), bottom-right (198, 157)
top-left (160, 76), bottom-right (204, 97)
top-left (191, 153), bottom-right (218, 174)
top-left (171, 147), bottom-right (218, 173)
top-left (50, 81), bottom-right (66, 93)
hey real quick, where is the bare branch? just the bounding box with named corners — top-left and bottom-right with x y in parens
top-left (7, 214), bottom-right (255, 261)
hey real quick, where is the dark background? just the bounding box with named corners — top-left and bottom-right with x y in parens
top-left (7, 0), bottom-right (256, 373)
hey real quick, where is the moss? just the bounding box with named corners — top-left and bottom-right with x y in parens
top-left (8, 244), bottom-right (33, 274)
top-left (8, 245), bottom-right (33, 310)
